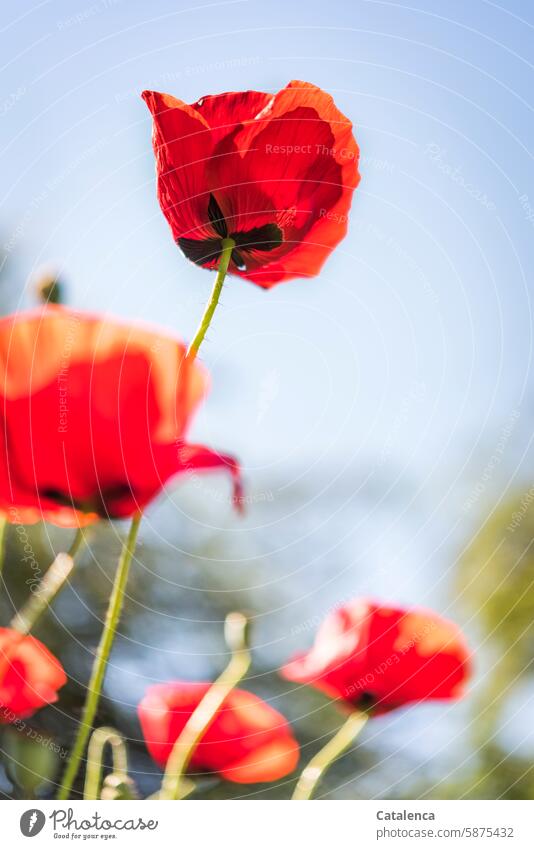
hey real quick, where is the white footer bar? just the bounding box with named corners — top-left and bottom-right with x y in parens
top-left (3, 799), bottom-right (534, 848)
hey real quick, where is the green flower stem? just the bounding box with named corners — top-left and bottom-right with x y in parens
top-left (0, 529), bottom-right (85, 680)
top-left (0, 515), bottom-right (7, 583)
top-left (57, 512), bottom-right (142, 801)
top-left (84, 726), bottom-right (128, 800)
top-left (186, 237), bottom-right (235, 362)
top-left (11, 552), bottom-right (75, 636)
top-left (292, 710), bottom-right (369, 800)
top-left (1, 523), bottom-right (83, 594)
top-left (68, 527), bottom-right (86, 559)
top-left (159, 612), bottom-right (251, 801)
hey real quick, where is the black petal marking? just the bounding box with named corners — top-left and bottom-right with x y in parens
top-left (231, 250), bottom-right (246, 270)
top-left (207, 194), bottom-right (228, 238)
top-left (178, 222), bottom-right (283, 269)
top-left (232, 223), bottom-right (282, 253)
top-left (40, 483), bottom-right (133, 518)
top-left (178, 237), bottom-right (223, 266)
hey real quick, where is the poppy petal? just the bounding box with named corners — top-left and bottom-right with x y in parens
top-left (0, 308), bottom-right (237, 526)
top-left (189, 89), bottom-right (273, 146)
top-left (281, 599), bottom-right (471, 714)
top-left (210, 80), bottom-right (360, 285)
top-left (142, 90), bottom-right (215, 240)
top-left (219, 735), bottom-right (300, 783)
top-left (0, 628), bottom-right (66, 722)
top-left (138, 681), bottom-right (299, 784)
top-left (176, 443), bottom-right (243, 512)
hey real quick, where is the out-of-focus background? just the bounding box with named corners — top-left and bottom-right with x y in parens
top-left (1, 0), bottom-right (533, 799)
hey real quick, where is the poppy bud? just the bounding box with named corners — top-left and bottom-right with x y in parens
top-left (34, 272), bottom-right (63, 305)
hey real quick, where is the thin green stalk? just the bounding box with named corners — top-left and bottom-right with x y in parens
top-left (56, 512), bottom-right (142, 800)
top-left (11, 552), bottom-right (75, 635)
top-left (68, 527), bottom-right (86, 559)
top-left (292, 710), bottom-right (368, 800)
top-left (84, 726), bottom-right (128, 800)
top-left (0, 530), bottom-right (84, 676)
top-left (1, 523), bottom-right (82, 594)
top-left (159, 612), bottom-right (251, 800)
top-left (186, 237), bottom-right (235, 362)
top-left (0, 515), bottom-right (7, 583)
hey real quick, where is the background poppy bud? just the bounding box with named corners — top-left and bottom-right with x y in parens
top-left (224, 610), bottom-right (251, 653)
top-left (281, 599), bottom-right (471, 715)
top-left (138, 681), bottom-right (300, 784)
top-left (34, 270), bottom-right (63, 305)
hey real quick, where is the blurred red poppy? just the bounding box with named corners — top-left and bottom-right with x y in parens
top-left (138, 681), bottom-right (299, 783)
top-left (281, 599), bottom-right (471, 714)
top-left (0, 627), bottom-right (66, 722)
top-left (0, 308), bottom-right (240, 527)
top-left (142, 80), bottom-right (360, 288)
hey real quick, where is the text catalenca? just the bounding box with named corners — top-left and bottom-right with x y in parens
top-left (377, 811), bottom-right (436, 821)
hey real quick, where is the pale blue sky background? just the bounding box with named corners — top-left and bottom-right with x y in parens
top-left (2, 0), bottom-right (532, 482)
top-left (1, 0), bottom-right (534, 790)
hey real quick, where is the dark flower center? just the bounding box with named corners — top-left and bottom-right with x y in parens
top-left (357, 691), bottom-right (377, 710)
top-left (40, 483), bottom-right (133, 518)
top-left (178, 194), bottom-right (283, 270)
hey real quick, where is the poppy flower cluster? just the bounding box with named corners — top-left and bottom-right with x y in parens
top-left (137, 599), bottom-right (470, 786)
top-left (0, 77), bottom-right (475, 802)
top-left (143, 80), bottom-right (360, 288)
top-left (0, 307), bottom-right (240, 528)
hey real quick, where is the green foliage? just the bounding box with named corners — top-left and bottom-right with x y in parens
top-left (3, 726), bottom-right (60, 798)
top-left (453, 490), bottom-right (534, 798)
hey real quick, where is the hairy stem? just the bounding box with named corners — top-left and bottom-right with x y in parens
top-left (186, 237), bottom-right (235, 362)
top-left (292, 711), bottom-right (368, 800)
top-left (11, 552), bottom-right (75, 635)
top-left (68, 527), bottom-right (86, 559)
top-left (0, 516), bottom-right (7, 583)
top-left (56, 513), bottom-right (142, 800)
top-left (84, 726), bottom-right (128, 800)
top-left (159, 612), bottom-right (250, 800)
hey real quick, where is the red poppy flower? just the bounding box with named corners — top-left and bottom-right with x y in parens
top-left (138, 682), bottom-right (300, 783)
top-left (281, 599), bottom-right (471, 714)
top-left (0, 308), bottom-right (241, 527)
top-left (142, 80), bottom-right (360, 288)
top-left (0, 627), bottom-right (66, 723)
